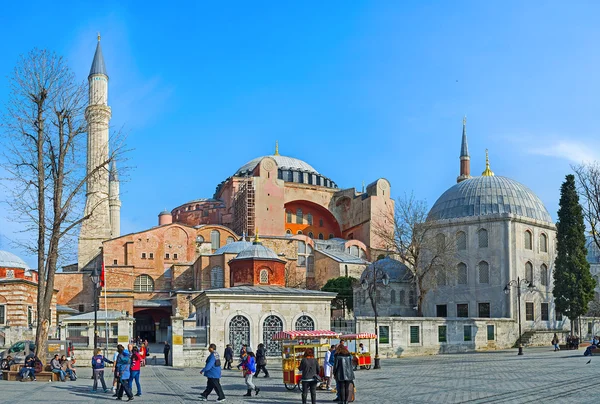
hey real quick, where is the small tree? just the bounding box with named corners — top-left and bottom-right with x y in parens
top-left (321, 276), bottom-right (357, 313)
top-left (373, 193), bottom-right (456, 316)
top-left (1, 49), bottom-right (124, 362)
top-left (553, 174), bottom-right (597, 331)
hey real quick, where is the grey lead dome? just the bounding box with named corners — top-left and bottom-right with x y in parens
top-left (428, 176), bottom-right (553, 223)
top-left (235, 155), bottom-right (319, 176)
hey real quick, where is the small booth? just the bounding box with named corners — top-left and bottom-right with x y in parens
top-left (273, 330), bottom-right (340, 391)
top-left (340, 332), bottom-right (377, 370)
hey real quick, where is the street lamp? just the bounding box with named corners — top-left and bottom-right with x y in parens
top-left (361, 263), bottom-right (390, 370)
top-left (504, 277), bottom-right (535, 356)
top-left (90, 266), bottom-right (101, 350)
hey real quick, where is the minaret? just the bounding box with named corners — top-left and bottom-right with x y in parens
top-left (457, 116), bottom-right (471, 183)
top-left (78, 34), bottom-right (113, 270)
top-left (109, 161), bottom-right (121, 238)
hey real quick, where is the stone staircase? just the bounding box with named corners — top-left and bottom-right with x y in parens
top-left (513, 331), bottom-right (536, 348)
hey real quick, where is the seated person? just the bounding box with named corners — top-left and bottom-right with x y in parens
top-left (18, 353), bottom-right (37, 381)
top-left (60, 355), bottom-right (77, 380)
top-left (1, 355), bottom-right (15, 371)
top-left (50, 354), bottom-right (67, 382)
top-left (358, 343), bottom-right (368, 354)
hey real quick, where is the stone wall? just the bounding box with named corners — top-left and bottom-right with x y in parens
top-left (182, 347), bottom-right (210, 367)
top-left (356, 316), bottom-right (519, 357)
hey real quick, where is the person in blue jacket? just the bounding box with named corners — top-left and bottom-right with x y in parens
top-left (91, 348), bottom-right (113, 393)
top-left (115, 345), bottom-right (134, 401)
top-left (199, 343), bottom-right (226, 402)
top-left (242, 351), bottom-right (260, 397)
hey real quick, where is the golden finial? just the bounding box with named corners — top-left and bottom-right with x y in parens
top-left (254, 228), bottom-right (261, 243)
top-left (97, 32), bottom-right (101, 41)
top-left (274, 140), bottom-right (279, 156)
top-left (481, 149), bottom-right (495, 176)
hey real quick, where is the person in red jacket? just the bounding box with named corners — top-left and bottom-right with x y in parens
top-left (128, 346), bottom-right (142, 396)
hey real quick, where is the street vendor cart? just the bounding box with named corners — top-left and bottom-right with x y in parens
top-left (273, 330), bottom-right (340, 391)
top-left (340, 333), bottom-right (377, 370)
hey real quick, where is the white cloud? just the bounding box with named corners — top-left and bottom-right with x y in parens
top-left (531, 140), bottom-right (600, 165)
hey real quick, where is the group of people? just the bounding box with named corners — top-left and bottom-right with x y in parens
top-left (14, 352), bottom-right (76, 382)
top-left (584, 335), bottom-right (600, 356)
top-left (90, 343), bottom-right (144, 400)
top-left (50, 354), bottom-right (77, 382)
top-left (566, 334), bottom-right (581, 350)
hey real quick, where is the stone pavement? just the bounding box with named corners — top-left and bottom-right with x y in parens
top-left (1, 347), bottom-right (598, 403)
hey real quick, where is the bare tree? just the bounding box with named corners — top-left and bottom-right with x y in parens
top-left (0, 49), bottom-right (125, 362)
top-left (573, 162), bottom-right (600, 252)
top-left (373, 193), bottom-right (456, 316)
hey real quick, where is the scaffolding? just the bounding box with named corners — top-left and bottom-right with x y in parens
top-left (232, 176), bottom-right (255, 237)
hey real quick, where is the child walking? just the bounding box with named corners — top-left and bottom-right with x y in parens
top-left (91, 348), bottom-right (113, 393)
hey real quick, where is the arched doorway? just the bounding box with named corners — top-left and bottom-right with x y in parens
top-left (133, 312), bottom-right (155, 342)
top-left (263, 315), bottom-right (283, 356)
top-left (229, 315), bottom-right (250, 351)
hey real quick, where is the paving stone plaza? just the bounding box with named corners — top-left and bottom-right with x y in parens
top-left (1, 347), bottom-right (597, 403)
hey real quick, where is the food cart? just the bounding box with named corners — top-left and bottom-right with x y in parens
top-left (340, 333), bottom-right (377, 370)
top-left (273, 330), bottom-right (340, 391)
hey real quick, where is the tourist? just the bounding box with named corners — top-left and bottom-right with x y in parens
top-left (199, 343), bottom-right (226, 402)
top-left (242, 351), bottom-right (260, 396)
top-left (112, 347), bottom-right (121, 395)
top-left (333, 344), bottom-right (355, 404)
top-left (1, 355), bottom-right (14, 371)
top-left (328, 345), bottom-right (339, 399)
top-left (255, 343), bottom-right (269, 378)
top-left (50, 354), bottom-right (66, 382)
top-left (323, 345), bottom-right (334, 390)
top-left (224, 344), bottom-right (234, 370)
top-left (91, 347), bottom-right (113, 393)
top-left (65, 356), bottom-right (77, 380)
top-left (18, 353), bottom-right (37, 381)
top-left (163, 341), bottom-right (171, 366)
top-left (237, 345), bottom-right (247, 370)
top-left (299, 348), bottom-right (319, 404)
top-left (552, 333), bottom-right (560, 351)
top-left (115, 344), bottom-right (134, 401)
top-left (139, 343), bottom-right (146, 367)
top-left (129, 346), bottom-right (142, 396)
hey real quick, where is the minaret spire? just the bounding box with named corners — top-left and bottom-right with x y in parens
top-left (274, 140), bottom-right (279, 156)
top-left (482, 149), bottom-right (495, 176)
top-left (109, 160), bottom-right (121, 238)
top-left (456, 116), bottom-right (471, 183)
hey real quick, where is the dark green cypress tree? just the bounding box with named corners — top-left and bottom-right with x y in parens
top-left (553, 174), bottom-right (596, 326)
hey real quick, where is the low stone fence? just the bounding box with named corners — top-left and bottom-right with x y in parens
top-left (182, 346), bottom-right (210, 367)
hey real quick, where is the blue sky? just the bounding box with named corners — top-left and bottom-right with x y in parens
top-left (1, 1), bottom-right (600, 267)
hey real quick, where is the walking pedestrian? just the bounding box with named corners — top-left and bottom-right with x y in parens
top-left (91, 348), bottom-right (113, 393)
top-left (112, 347), bottom-right (120, 395)
top-left (199, 343), bottom-right (226, 402)
top-left (552, 333), bottom-right (560, 352)
top-left (241, 351), bottom-right (260, 396)
top-left (333, 344), bottom-right (355, 404)
top-left (163, 341), bottom-right (171, 366)
top-left (299, 348), bottom-right (319, 404)
top-left (128, 346), bottom-right (142, 396)
top-left (224, 344), bottom-right (234, 370)
top-left (237, 345), bottom-right (247, 370)
top-left (115, 344), bottom-right (134, 401)
top-left (323, 345), bottom-right (334, 390)
top-left (255, 343), bottom-right (270, 378)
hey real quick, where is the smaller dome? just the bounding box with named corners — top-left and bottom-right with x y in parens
top-left (159, 210), bottom-right (171, 216)
top-left (215, 240), bottom-right (253, 255)
top-left (232, 242), bottom-right (284, 262)
top-left (0, 250), bottom-right (29, 270)
top-left (360, 257), bottom-right (412, 284)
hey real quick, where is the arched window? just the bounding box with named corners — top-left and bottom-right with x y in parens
top-left (540, 264), bottom-right (548, 286)
top-left (307, 213), bottom-right (313, 225)
top-left (435, 234), bottom-right (446, 253)
top-left (540, 233), bottom-right (548, 253)
top-left (457, 263), bottom-right (468, 285)
top-left (525, 261), bottom-right (533, 283)
top-left (263, 315), bottom-right (284, 356)
top-left (456, 231), bottom-right (467, 251)
top-left (134, 275), bottom-right (154, 292)
top-left (294, 315), bottom-right (315, 331)
top-left (211, 266), bottom-right (224, 288)
top-left (286, 211), bottom-right (292, 223)
top-left (524, 230), bottom-right (533, 250)
top-left (328, 234), bottom-right (335, 239)
top-left (478, 229), bottom-right (488, 248)
top-left (350, 246), bottom-right (359, 257)
top-left (478, 261), bottom-right (489, 284)
top-left (210, 230), bottom-right (220, 250)
top-left (259, 269), bottom-right (269, 284)
top-left (318, 233), bottom-right (324, 240)
top-left (286, 229), bottom-right (292, 235)
top-left (229, 315), bottom-right (250, 351)
top-left (399, 290), bottom-right (406, 305)
top-left (196, 235), bottom-right (204, 243)
top-left (226, 236), bottom-right (235, 244)
top-left (308, 232), bottom-right (314, 238)
top-left (297, 230), bottom-right (303, 235)
top-left (408, 290), bottom-right (416, 306)
top-left (296, 209), bottom-right (303, 224)
top-left (390, 290), bottom-right (396, 304)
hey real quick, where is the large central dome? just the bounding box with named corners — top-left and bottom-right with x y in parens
top-left (428, 176), bottom-right (553, 223)
top-left (235, 154), bottom-right (319, 176)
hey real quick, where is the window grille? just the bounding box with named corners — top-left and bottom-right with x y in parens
top-left (525, 262), bottom-right (533, 283)
top-left (540, 264), bottom-right (548, 286)
top-left (478, 229), bottom-right (488, 248)
top-left (524, 231), bottom-right (532, 250)
top-left (134, 275), bottom-right (154, 292)
top-left (478, 261), bottom-right (490, 284)
top-left (457, 263), bottom-right (468, 285)
top-left (259, 269), bottom-right (269, 284)
top-left (456, 231), bottom-right (467, 250)
top-left (210, 230), bottom-right (220, 250)
top-left (540, 233), bottom-right (548, 252)
top-left (211, 267), bottom-right (224, 288)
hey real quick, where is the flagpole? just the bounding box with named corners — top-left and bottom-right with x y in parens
top-left (104, 262), bottom-right (109, 356)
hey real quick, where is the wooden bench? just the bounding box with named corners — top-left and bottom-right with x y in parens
top-left (2, 364), bottom-right (60, 382)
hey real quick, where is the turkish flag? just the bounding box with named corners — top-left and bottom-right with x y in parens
top-left (100, 260), bottom-right (105, 288)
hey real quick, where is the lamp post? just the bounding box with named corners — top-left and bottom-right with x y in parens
top-left (361, 263), bottom-right (390, 369)
top-left (504, 277), bottom-right (535, 356)
top-left (90, 267), bottom-right (101, 350)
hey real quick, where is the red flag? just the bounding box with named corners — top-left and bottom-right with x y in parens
top-left (100, 260), bottom-right (105, 288)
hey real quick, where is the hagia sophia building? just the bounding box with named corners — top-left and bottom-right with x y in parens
top-left (2, 38), bottom-right (600, 355)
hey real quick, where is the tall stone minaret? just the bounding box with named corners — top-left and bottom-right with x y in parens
top-left (456, 116), bottom-right (471, 183)
top-left (109, 161), bottom-right (121, 238)
top-left (78, 35), bottom-right (113, 270)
